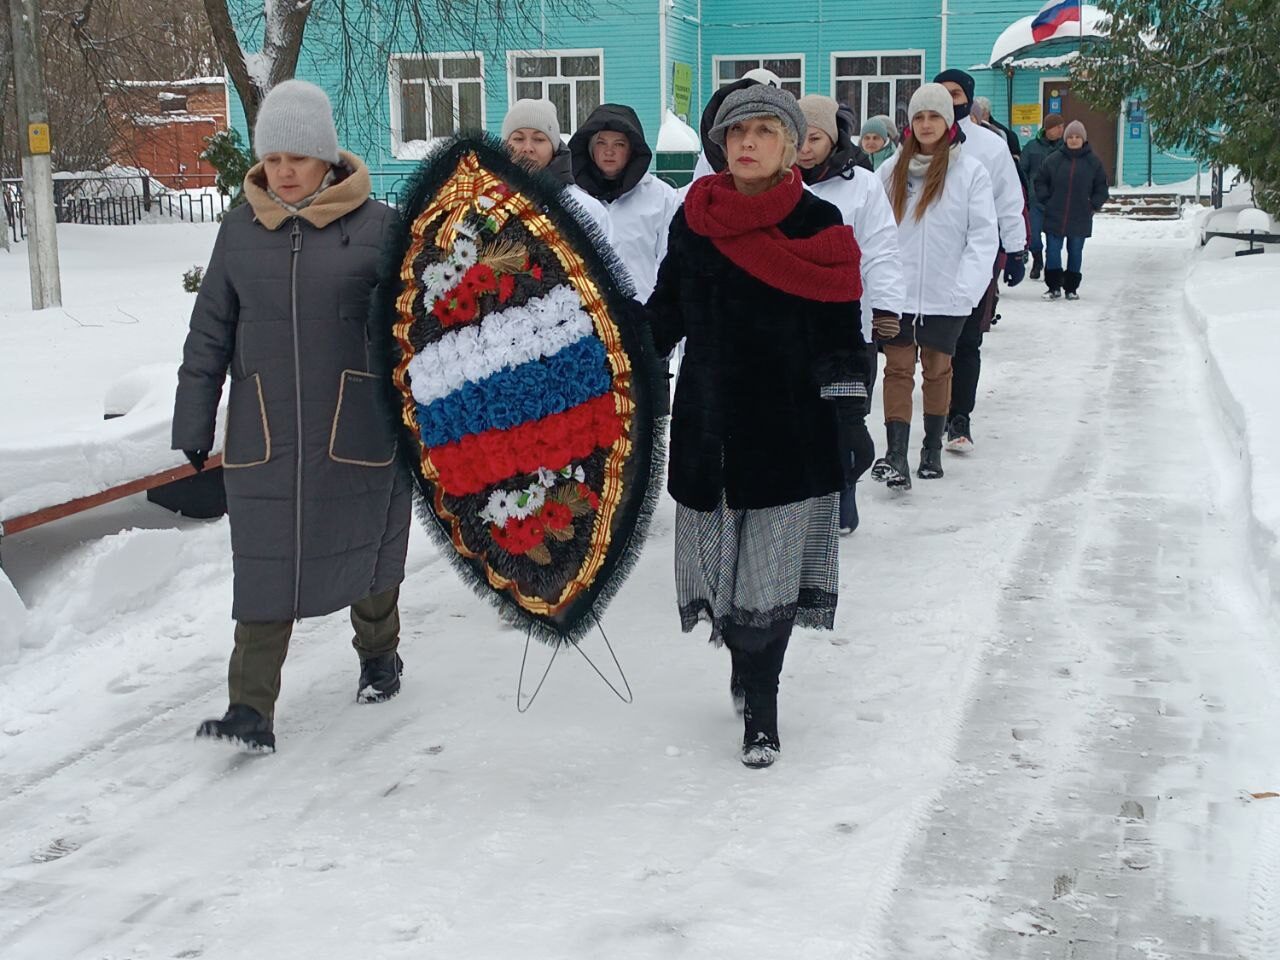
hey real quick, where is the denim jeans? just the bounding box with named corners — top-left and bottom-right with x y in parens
top-left (1028, 205), bottom-right (1045, 255)
top-left (1044, 233), bottom-right (1085, 272)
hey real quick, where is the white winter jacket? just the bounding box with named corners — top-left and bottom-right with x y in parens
top-left (876, 149), bottom-right (1000, 318)
top-left (807, 167), bottom-right (904, 340)
top-left (603, 174), bottom-right (678, 302)
top-left (958, 116), bottom-right (1026, 254)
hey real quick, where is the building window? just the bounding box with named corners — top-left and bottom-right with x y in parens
top-left (158, 92), bottom-right (188, 113)
top-left (714, 56), bottom-right (804, 99)
top-left (509, 50), bottom-right (603, 135)
top-left (832, 51), bottom-right (924, 133)
top-left (391, 53), bottom-right (485, 156)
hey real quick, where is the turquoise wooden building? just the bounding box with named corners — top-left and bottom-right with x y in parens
top-left (228, 0), bottom-right (1200, 194)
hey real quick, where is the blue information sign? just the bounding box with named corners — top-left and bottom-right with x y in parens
top-left (1129, 123), bottom-right (1143, 140)
top-left (1048, 96), bottom-right (1063, 113)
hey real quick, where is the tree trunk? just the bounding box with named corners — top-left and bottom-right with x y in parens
top-left (201, 0), bottom-right (312, 147)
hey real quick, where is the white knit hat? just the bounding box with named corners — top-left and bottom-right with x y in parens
top-left (907, 83), bottom-right (955, 127)
top-left (253, 80), bottom-right (340, 164)
top-left (502, 99), bottom-right (561, 143)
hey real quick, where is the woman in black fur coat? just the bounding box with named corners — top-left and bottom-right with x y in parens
top-left (645, 85), bottom-right (868, 768)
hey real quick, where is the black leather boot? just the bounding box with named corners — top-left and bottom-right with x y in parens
top-left (882, 421), bottom-right (911, 490)
top-left (1063, 270), bottom-right (1082, 300)
top-left (1043, 268), bottom-right (1063, 300)
top-left (739, 628), bottom-right (791, 768)
top-left (918, 414), bottom-right (946, 479)
top-left (196, 704), bottom-right (275, 752)
top-left (357, 652), bottom-right (404, 703)
top-left (1029, 250), bottom-right (1043, 280)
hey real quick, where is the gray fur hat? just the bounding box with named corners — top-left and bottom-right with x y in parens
top-left (254, 80), bottom-right (340, 164)
top-left (708, 84), bottom-right (807, 147)
top-left (502, 98), bottom-right (562, 144)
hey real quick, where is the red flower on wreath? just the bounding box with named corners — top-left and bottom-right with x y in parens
top-left (491, 515), bottom-right (545, 555)
top-left (577, 483), bottom-right (600, 510)
top-left (462, 264), bottom-right (498, 296)
top-left (540, 501), bottom-right (573, 531)
top-left (497, 273), bottom-right (516, 303)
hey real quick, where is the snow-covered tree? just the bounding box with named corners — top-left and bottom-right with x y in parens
top-left (1077, 0), bottom-right (1280, 214)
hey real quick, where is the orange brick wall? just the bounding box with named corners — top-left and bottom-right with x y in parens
top-left (108, 82), bottom-right (229, 187)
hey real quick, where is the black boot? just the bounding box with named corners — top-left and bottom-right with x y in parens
top-left (729, 645), bottom-right (746, 718)
top-left (357, 651), bottom-right (404, 703)
top-left (1063, 270), bottom-right (1082, 301)
top-left (945, 412), bottom-right (973, 453)
top-left (1043, 268), bottom-right (1063, 300)
top-left (737, 628), bottom-right (790, 768)
top-left (1029, 250), bottom-right (1043, 280)
top-left (918, 414), bottom-right (946, 479)
top-left (839, 482), bottom-right (859, 535)
top-left (196, 704), bottom-right (275, 752)
top-left (876, 421), bottom-right (911, 490)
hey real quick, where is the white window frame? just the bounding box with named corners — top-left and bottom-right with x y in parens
top-left (388, 52), bottom-right (486, 159)
top-left (712, 54), bottom-right (806, 99)
top-left (830, 49), bottom-right (926, 131)
top-left (506, 48), bottom-right (605, 137)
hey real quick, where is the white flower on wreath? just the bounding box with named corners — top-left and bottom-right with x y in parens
top-left (537, 467), bottom-right (558, 488)
top-left (421, 262), bottom-right (449, 296)
top-left (439, 261), bottom-right (462, 288)
top-left (508, 484), bottom-right (546, 520)
top-left (453, 238), bottom-right (479, 269)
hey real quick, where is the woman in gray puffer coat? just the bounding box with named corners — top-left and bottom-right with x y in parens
top-left (172, 81), bottom-right (411, 751)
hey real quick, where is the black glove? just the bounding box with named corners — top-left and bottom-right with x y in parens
top-left (1003, 252), bottom-right (1026, 287)
top-left (184, 450), bottom-right (208, 473)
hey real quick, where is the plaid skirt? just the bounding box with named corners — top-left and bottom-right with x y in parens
top-left (675, 492), bottom-right (839, 644)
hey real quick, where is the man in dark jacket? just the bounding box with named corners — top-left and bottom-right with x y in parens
top-left (1019, 113), bottom-right (1065, 279)
top-left (1034, 120), bottom-right (1110, 300)
top-left (174, 81), bottom-right (411, 751)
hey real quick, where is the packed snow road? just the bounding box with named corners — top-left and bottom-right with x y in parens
top-left (2, 219), bottom-right (1276, 959)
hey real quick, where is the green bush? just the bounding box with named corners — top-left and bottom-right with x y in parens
top-left (182, 265), bottom-right (204, 293)
top-left (201, 128), bottom-right (253, 206)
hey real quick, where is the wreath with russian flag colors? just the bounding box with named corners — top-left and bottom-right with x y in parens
top-left (377, 135), bottom-right (664, 644)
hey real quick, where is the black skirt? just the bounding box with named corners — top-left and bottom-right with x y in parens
top-left (884, 313), bottom-right (968, 356)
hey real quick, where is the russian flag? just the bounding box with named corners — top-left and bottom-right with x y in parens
top-left (1031, 0), bottom-right (1082, 42)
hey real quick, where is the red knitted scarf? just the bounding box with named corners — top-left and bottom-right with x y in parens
top-left (683, 169), bottom-right (862, 302)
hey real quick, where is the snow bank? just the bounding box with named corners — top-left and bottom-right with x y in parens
top-left (0, 363), bottom-right (224, 522)
top-left (0, 571), bottom-right (25, 664)
top-left (658, 109), bottom-right (700, 153)
top-left (1184, 237), bottom-right (1280, 610)
top-left (0, 223), bottom-right (220, 523)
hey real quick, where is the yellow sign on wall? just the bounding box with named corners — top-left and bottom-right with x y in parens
top-left (28, 123), bottom-right (51, 155)
top-left (1011, 104), bottom-right (1042, 126)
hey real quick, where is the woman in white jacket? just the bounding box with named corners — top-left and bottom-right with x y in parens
top-left (796, 94), bottom-right (903, 533)
top-left (872, 84), bottom-right (998, 490)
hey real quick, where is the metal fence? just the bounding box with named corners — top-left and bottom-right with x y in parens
top-left (3, 173), bottom-right (230, 242)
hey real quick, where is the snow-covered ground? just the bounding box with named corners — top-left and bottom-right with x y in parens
top-left (1, 214), bottom-right (1279, 959)
top-left (0, 224), bottom-right (223, 534)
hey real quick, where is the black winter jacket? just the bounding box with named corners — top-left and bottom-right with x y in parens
top-left (569, 103), bottom-right (653, 201)
top-left (1035, 143), bottom-right (1110, 238)
top-left (645, 191), bottom-right (868, 511)
top-left (173, 160), bottom-right (410, 622)
top-left (1019, 131), bottom-right (1061, 210)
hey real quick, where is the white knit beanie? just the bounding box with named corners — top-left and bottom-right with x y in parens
top-left (253, 80), bottom-right (340, 164)
top-left (797, 95), bottom-right (839, 145)
top-left (502, 99), bottom-right (561, 143)
top-left (907, 83), bottom-right (955, 127)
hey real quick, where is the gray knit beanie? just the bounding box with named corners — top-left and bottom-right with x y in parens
top-left (502, 99), bottom-right (561, 144)
top-left (907, 83), bottom-right (955, 128)
top-left (860, 115), bottom-right (895, 142)
top-left (1065, 119), bottom-right (1088, 142)
top-left (708, 84), bottom-right (807, 147)
top-left (797, 95), bottom-right (839, 144)
top-left (253, 80), bottom-right (340, 164)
